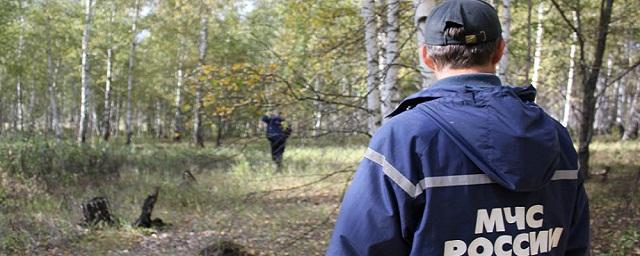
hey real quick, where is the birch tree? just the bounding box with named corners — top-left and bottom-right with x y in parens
top-left (622, 83), bottom-right (639, 140)
top-left (103, 2), bottom-right (116, 141)
top-left (362, 0), bottom-right (381, 135)
top-left (15, 0), bottom-right (25, 132)
top-left (380, 0), bottom-right (400, 123)
top-left (77, 0), bottom-right (93, 143)
top-left (562, 12), bottom-right (578, 127)
top-left (174, 37), bottom-right (185, 141)
top-left (193, 8), bottom-right (208, 148)
top-left (498, 0), bottom-right (511, 82)
top-left (530, 2), bottom-right (545, 89)
top-left (552, 0), bottom-right (615, 177)
top-left (125, 0), bottom-right (141, 145)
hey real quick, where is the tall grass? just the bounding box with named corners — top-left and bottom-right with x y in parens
top-left (0, 136), bottom-right (364, 254)
top-left (0, 136), bottom-right (637, 254)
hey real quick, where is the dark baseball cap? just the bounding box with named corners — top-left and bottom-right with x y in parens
top-left (424, 0), bottom-right (502, 45)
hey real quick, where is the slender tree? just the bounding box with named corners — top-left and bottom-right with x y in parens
top-left (498, 0), bottom-right (510, 82)
top-left (363, 0), bottom-right (381, 135)
top-left (103, 2), bottom-right (116, 141)
top-left (531, 2), bottom-right (545, 89)
top-left (380, 0), bottom-right (400, 123)
top-left (174, 37), bottom-right (185, 141)
top-left (562, 12), bottom-right (578, 127)
top-left (125, 0), bottom-right (141, 145)
top-left (15, 0), bottom-right (26, 132)
top-left (78, 0), bottom-right (94, 143)
top-left (193, 6), bottom-right (208, 147)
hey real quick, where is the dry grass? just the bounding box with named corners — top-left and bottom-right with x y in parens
top-left (0, 138), bottom-right (638, 255)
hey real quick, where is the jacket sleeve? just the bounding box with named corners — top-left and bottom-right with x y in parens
top-left (565, 182), bottom-right (590, 256)
top-left (327, 158), bottom-right (415, 256)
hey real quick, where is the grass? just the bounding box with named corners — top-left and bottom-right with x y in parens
top-left (0, 136), bottom-right (638, 255)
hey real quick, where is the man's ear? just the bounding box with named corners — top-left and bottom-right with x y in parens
top-left (420, 45), bottom-right (437, 71)
top-left (491, 38), bottom-right (506, 65)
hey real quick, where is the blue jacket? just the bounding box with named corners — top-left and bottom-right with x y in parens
top-left (328, 74), bottom-right (589, 256)
top-left (262, 115), bottom-right (286, 137)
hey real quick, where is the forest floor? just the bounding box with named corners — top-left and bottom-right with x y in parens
top-left (0, 137), bottom-right (638, 255)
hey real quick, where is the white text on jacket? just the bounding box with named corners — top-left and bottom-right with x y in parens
top-left (444, 205), bottom-right (564, 256)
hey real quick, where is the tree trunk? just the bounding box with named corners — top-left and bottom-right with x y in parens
top-left (103, 3), bottom-right (115, 141)
top-left (595, 56), bottom-right (614, 134)
top-left (193, 9), bottom-right (208, 148)
top-left (622, 82), bottom-right (639, 140)
top-left (15, 0), bottom-right (26, 132)
top-left (498, 0), bottom-right (511, 82)
top-left (215, 116), bottom-right (223, 147)
top-left (380, 0), bottom-right (400, 124)
top-left (155, 101), bottom-right (162, 138)
top-left (531, 2), bottom-right (545, 89)
top-left (525, 0), bottom-right (532, 82)
top-left (113, 97), bottom-right (121, 138)
top-left (363, 0), bottom-right (382, 135)
top-left (48, 60), bottom-right (62, 140)
top-left (78, 0), bottom-right (93, 143)
top-left (174, 37), bottom-right (185, 141)
top-left (562, 12), bottom-right (578, 127)
top-left (0, 70), bottom-right (3, 134)
top-left (27, 81), bottom-right (35, 132)
top-left (125, 0), bottom-right (141, 145)
top-left (577, 0), bottom-right (614, 178)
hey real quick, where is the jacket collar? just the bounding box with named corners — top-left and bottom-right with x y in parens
top-left (388, 73), bottom-right (536, 117)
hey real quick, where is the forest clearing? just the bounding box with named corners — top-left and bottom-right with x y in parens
top-left (0, 0), bottom-right (639, 255)
top-left (0, 138), bottom-right (638, 255)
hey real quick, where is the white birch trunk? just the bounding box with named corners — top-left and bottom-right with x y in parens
top-left (562, 44), bottom-right (577, 127)
top-left (44, 3), bottom-right (62, 139)
top-left (498, 0), bottom-right (511, 82)
top-left (380, 0), bottom-right (400, 123)
top-left (0, 69), bottom-right (3, 133)
top-left (103, 2), bottom-right (115, 141)
top-left (530, 2), bottom-right (545, 89)
top-left (125, 0), bottom-right (141, 145)
top-left (155, 101), bottom-right (162, 138)
top-left (27, 83), bottom-right (35, 131)
top-left (313, 76), bottom-right (323, 136)
top-left (48, 59), bottom-right (62, 140)
top-left (193, 10), bottom-right (208, 147)
top-left (174, 37), bottom-right (185, 141)
top-left (78, 0), bottom-right (93, 143)
top-left (363, 0), bottom-right (381, 135)
top-left (622, 82), bottom-right (640, 140)
top-left (16, 0), bottom-right (25, 132)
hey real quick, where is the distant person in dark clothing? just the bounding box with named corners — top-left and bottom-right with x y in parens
top-left (261, 113), bottom-right (292, 168)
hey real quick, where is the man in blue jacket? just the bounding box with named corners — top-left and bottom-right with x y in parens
top-left (328, 0), bottom-right (590, 255)
top-left (262, 113), bottom-right (291, 168)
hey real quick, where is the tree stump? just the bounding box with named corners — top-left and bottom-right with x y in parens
top-left (81, 197), bottom-right (115, 226)
top-left (200, 240), bottom-right (254, 256)
top-left (133, 187), bottom-right (166, 229)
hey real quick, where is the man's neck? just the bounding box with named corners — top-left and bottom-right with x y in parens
top-left (434, 66), bottom-right (497, 80)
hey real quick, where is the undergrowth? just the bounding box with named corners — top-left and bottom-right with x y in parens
top-left (0, 136), bottom-right (637, 255)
